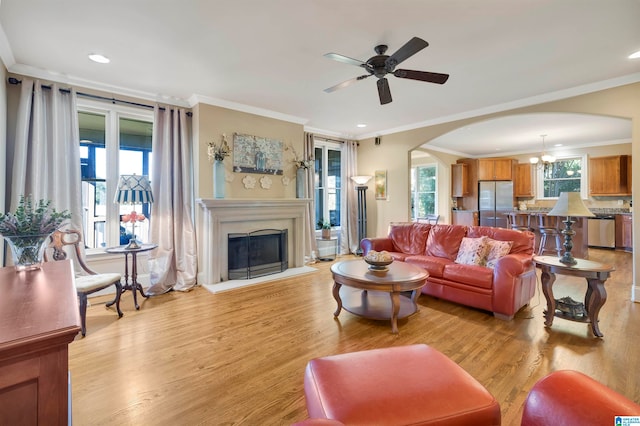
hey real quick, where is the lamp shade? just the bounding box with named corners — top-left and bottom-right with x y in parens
top-left (114, 175), bottom-right (154, 204)
top-left (547, 192), bottom-right (594, 218)
top-left (350, 175), bottom-right (373, 186)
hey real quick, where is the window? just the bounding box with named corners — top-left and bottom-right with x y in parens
top-left (78, 101), bottom-right (153, 249)
top-left (538, 156), bottom-right (584, 199)
top-left (411, 165), bottom-right (437, 220)
top-left (314, 141), bottom-right (342, 229)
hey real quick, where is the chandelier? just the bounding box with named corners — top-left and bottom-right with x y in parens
top-left (529, 134), bottom-right (556, 167)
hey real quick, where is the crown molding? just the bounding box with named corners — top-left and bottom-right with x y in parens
top-left (189, 94), bottom-right (308, 125)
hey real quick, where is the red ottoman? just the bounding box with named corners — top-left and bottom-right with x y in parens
top-left (303, 344), bottom-right (501, 425)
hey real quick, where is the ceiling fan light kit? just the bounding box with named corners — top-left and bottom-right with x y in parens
top-left (324, 37), bottom-right (449, 105)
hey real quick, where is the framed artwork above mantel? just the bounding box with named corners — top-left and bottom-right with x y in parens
top-left (232, 133), bottom-right (284, 175)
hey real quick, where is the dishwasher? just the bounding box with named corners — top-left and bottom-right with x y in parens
top-left (587, 215), bottom-right (616, 248)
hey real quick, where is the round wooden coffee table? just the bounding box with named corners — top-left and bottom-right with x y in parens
top-left (330, 260), bottom-right (429, 333)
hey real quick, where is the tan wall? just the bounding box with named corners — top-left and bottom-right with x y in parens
top-left (193, 103), bottom-right (304, 200)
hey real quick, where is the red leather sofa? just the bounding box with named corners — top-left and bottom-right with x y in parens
top-left (361, 223), bottom-right (536, 320)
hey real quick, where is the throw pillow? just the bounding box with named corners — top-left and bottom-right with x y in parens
top-left (455, 236), bottom-right (489, 266)
top-left (485, 238), bottom-right (514, 268)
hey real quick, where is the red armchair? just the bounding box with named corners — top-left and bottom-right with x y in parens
top-left (522, 370), bottom-right (640, 425)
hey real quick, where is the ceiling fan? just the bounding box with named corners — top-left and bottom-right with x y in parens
top-left (324, 37), bottom-right (449, 105)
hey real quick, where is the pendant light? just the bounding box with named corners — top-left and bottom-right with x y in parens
top-left (529, 134), bottom-right (556, 166)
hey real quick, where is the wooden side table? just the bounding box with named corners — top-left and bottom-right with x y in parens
top-left (106, 244), bottom-right (158, 310)
top-left (533, 255), bottom-right (615, 337)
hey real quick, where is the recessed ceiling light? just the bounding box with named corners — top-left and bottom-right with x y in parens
top-left (554, 143), bottom-right (563, 147)
top-left (88, 53), bottom-right (110, 64)
top-left (356, 124), bottom-right (367, 128)
top-left (629, 50), bottom-right (640, 59)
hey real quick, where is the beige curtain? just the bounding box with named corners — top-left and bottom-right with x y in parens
top-left (6, 79), bottom-right (83, 231)
top-left (146, 106), bottom-right (198, 294)
top-left (342, 140), bottom-right (359, 254)
top-left (303, 132), bottom-right (317, 258)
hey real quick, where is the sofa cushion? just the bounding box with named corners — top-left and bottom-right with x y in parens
top-left (388, 222), bottom-right (431, 255)
top-left (425, 224), bottom-right (468, 261)
top-left (442, 263), bottom-right (494, 289)
top-left (455, 236), bottom-right (489, 266)
top-left (405, 255), bottom-right (451, 279)
top-left (485, 238), bottom-right (513, 268)
top-left (467, 226), bottom-right (534, 255)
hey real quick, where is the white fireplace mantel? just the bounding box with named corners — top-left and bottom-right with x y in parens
top-left (196, 198), bottom-right (311, 285)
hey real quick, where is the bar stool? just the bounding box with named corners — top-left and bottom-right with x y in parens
top-left (537, 214), bottom-right (563, 256)
top-left (506, 212), bottom-right (532, 232)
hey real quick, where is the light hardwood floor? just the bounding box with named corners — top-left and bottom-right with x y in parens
top-left (70, 248), bottom-right (639, 425)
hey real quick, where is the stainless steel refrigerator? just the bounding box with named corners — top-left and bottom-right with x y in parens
top-left (478, 181), bottom-right (514, 228)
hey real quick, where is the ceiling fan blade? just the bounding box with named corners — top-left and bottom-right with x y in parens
top-left (393, 69), bottom-right (449, 84)
top-left (377, 78), bottom-right (392, 105)
top-left (385, 37), bottom-right (429, 69)
top-left (324, 75), bottom-right (371, 93)
top-left (324, 52), bottom-right (366, 67)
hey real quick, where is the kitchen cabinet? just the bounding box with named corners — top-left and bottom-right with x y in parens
top-left (0, 260), bottom-right (80, 425)
top-left (515, 163), bottom-right (534, 198)
top-left (615, 214), bottom-right (633, 252)
top-left (451, 163), bottom-right (469, 197)
top-left (478, 158), bottom-right (513, 180)
top-left (452, 210), bottom-right (478, 226)
top-left (589, 155), bottom-right (631, 196)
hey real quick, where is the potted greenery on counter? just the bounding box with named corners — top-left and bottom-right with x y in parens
top-left (0, 195), bottom-right (71, 271)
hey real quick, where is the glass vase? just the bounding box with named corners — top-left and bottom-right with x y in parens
top-left (3, 234), bottom-right (50, 271)
top-left (213, 160), bottom-right (225, 199)
top-left (296, 167), bottom-right (305, 198)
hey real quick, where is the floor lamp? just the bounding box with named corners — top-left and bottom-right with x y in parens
top-left (351, 175), bottom-right (372, 256)
top-left (114, 174), bottom-right (154, 250)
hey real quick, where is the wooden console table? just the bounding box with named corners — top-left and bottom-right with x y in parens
top-left (0, 260), bottom-right (81, 425)
top-left (534, 255), bottom-right (615, 338)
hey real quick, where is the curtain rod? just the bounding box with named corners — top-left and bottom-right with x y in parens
top-left (7, 77), bottom-right (192, 116)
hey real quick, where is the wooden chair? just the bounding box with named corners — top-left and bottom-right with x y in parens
top-left (506, 212), bottom-right (532, 232)
top-left (45, 229), bottom-right (123, 336)
top-left (537, 215), bottom-right (563, 256)
top-left (417, 214), bottom-right (440, 225)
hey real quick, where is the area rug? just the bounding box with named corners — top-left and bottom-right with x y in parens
top-left (202, 265), bottom-right (318, 294)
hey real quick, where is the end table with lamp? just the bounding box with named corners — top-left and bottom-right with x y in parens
top-left (106, 243), bottom-right (158, 310)
top-left (112, 174), bottom-right (156, 309)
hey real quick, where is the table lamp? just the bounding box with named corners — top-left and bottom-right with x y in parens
top-left (114, 174), bottom-right (154, 249)
top-left (547, 192), bottom-right (594, 265)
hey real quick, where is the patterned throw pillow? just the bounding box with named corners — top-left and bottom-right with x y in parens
top-left (485, 238), bottom-right (514, 268)
top-left (455, 237), bottom-right (489, 266)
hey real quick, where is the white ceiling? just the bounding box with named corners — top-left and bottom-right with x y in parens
top-left (1, 0), bottom-right (639, 156)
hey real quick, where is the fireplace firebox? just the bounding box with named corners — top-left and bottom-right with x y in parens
top-left (227, 229), bottom-right (288, 280)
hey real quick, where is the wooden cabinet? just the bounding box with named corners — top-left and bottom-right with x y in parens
top-left (0, 260), bottom-right (80, 425)
top-left (615, 214), bottom-right (633, 252)
top-left (451, 163), bottom-right (469, 197)
top-left (589, 155), bottom-right (632, 196)
top-left (515, 163), bottom-right (534, 198)
top-left (478, 158), bottom-right (513, 180)
top-left (452, 210), bottom-right (478, 226)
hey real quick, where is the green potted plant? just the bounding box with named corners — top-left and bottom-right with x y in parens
top-left (318, 219), bottom-right (332, 239)
top-left (0, 195), bottom-right (71, 271)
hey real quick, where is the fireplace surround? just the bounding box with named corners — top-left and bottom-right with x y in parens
top-left (197, 198), bottom-right (311, 285)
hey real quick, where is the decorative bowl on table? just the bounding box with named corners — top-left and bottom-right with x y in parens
top-left (364, 250), bottom-right (394, 271)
